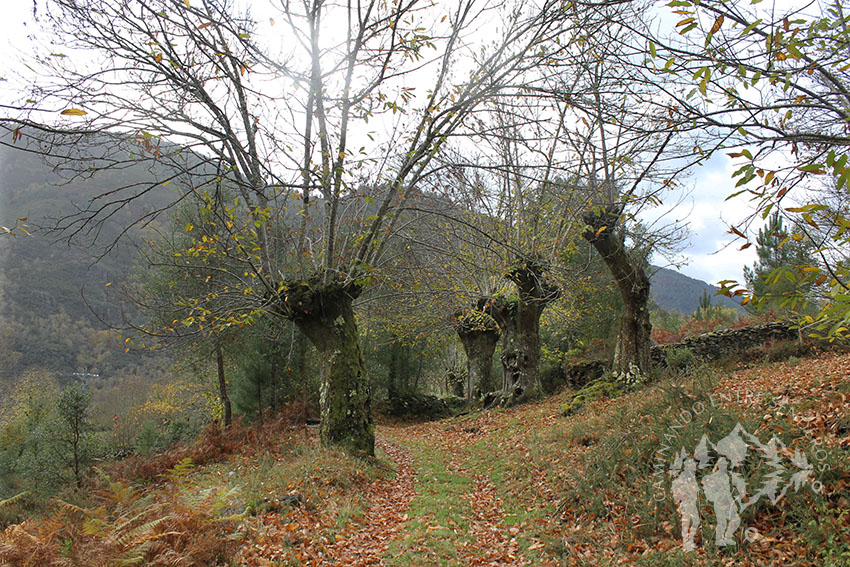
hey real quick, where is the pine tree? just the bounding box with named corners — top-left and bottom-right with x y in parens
top-left (743, 213), bottom-right (815, 315)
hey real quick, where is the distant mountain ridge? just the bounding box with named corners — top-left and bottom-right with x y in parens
top-left (649, 266), bottom-right (744, 315)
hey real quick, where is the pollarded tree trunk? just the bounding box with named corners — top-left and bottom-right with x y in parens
top-left (582, 205), bottom-right (652, 377)
top-left (485, 262), bottom-right (559, 406)
top-left (277, 278), bottom-right (374, 457)
top-left (454, 307), bottom-right (500, 403)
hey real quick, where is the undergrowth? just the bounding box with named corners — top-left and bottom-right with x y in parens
top-left (543, 363), bottom-right (850, 565)
top-left (0, 405), bottom-right (383, 566)
top-left (0, 461), bottom-right (238, 566)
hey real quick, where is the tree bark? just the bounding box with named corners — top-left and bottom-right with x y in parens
top-left (582, 205), bottom-right (652, 377)
top-left (485, 262), bottom-right (559, 406)
top-left (216, 341), bottom-right (232, 428)
top-left (279, 278), bottom-right (374, 457)
top-left (454, 307), bottom-right (500, 403)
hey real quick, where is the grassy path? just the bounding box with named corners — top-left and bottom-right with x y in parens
top-left (381, 406), bottom-right (565, 566)
top-left (322, 439), bottom-right (416, 565)
top-left (234, 352), bottom-right (850, 566)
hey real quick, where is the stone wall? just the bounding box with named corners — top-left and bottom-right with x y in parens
top-left (651, 321), bottom-right (799, 365)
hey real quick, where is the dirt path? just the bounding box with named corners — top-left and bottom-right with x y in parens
top-left (322, 439), bottom-right (416, 565)
top-left (457, 472), bottom-right (526, 565)
top-left (236, 438), bottom-right (416, 566)
top-left (381, 410), bottom-right (563, 566)
top-left (238, 400), bottom-right (566, 566)
top-left (233, 354), bottom-right (850, 566)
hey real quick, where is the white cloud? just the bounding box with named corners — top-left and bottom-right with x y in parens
top-left (651, 153), bottom-right (763, 286)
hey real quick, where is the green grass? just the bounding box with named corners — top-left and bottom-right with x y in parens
top-left (385, 437), bottom-right (473, 566)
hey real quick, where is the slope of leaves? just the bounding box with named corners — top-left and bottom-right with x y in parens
top-left (235, 439), bottom-right (413, 566)
top-left (1, 352), bottom-right (846, 565)
top-left (539, 354), bottom-right (850, 566)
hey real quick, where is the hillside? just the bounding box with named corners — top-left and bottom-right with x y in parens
top-left (0, 139), bottom-right (740, 383)
top-left (650, 265), bottom-right (744, 315)
top-left (0, 350), bottom-right (846, 565)
top-left (0, 140), bottom-right (172, 383)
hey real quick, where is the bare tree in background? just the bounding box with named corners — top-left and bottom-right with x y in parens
top-left (1, 0), bottom-right (579, 454)
top-left (529, 0), bottom-right (690, 379)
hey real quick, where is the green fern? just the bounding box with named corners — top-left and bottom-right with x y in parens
top-left (165, 457), bottom-right (195, 481)
top-left (114, 539), bottom-right (152, 566)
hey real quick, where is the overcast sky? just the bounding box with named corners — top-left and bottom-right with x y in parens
top-left (0, 1), bottom-right (761, 287)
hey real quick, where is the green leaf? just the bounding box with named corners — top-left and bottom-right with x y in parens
top-left (740, 19), bottom-right (763, 36)
top-left (786, 42), bottom-right (803, 59)
top-left (838, 168), bottom-right (850, 191)
top-left (785, 204), bottom-right (828, 213)
top-left (833, 154), bottom-right (848, 175)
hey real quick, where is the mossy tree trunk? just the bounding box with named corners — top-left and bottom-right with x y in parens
top-left (485, 262), bottom-right (559, 406)
top-left (454, 306), bottom-right (500, 403)
top-left (277, 278), bottom-right (374, 457)
top-left (582, 205), bottom-right (652, 377)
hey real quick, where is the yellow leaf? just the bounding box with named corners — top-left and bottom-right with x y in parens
top-left (105, 282), bottom-right (112, 287)
top-left (60, 108), bottom-right (87, 116)
top-left (155, 52), bottom-right (163, 63)
top-left (184, 0), bottom-right (190, 7)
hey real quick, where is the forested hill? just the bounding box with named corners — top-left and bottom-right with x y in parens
top-left (649, 265), bottom-right (744, 315)
top-left (0, 141), bottom-right (171, 384)
top-left (0, 140), bottom-right (745, 381)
